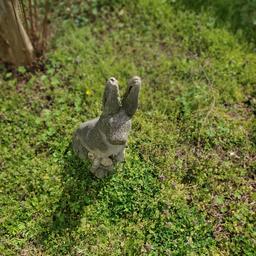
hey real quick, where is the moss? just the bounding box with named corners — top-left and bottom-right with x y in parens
top-left (1, 1), bottom-right (255, 255)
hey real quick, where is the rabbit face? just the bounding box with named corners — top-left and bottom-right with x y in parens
top-left (98, 110), bottom-right (131, 145)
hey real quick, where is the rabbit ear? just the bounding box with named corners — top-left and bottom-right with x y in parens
top-left (122, 76), bottom-right (141, 117)
top-left (102, 77), bottom-right (121, 116)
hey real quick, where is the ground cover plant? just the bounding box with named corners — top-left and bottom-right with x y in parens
top-left (1, 0), bottom-right (255, 255)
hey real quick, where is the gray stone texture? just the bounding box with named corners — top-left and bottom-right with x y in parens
top-left (72, 76), bottom-right (141, 178)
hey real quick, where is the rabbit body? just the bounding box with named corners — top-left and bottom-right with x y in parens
top-left (72, 76), bottom-right (141, 178)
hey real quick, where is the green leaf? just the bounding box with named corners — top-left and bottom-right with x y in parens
top-left (51, 77), bottom-right (60, 86)
top-left (5, 72), bottom-right (12, 79)
top-left (17, 66), bottom-right (26, 74)
top-left (215, 196), bottom-right (224, 205)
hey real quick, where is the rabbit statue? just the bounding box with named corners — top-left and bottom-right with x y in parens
top-left (72, 76), bottom-right (141, 178)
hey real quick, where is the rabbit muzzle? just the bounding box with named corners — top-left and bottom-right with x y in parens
top-left (98, 110), bottom-right (131, 145)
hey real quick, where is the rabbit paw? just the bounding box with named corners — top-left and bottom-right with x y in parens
top-left (113, 149), bottom-right (125, 163)
top-left (93, 166), bottom-right (113, 178)
top-left (90, 157), bottom-right (113, 178)
top-left (101, 157), bottom-right (113, 167)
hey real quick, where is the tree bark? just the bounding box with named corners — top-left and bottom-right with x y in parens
top-left (0, 0), bottom-right (34, 66)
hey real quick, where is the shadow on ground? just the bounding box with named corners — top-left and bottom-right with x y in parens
top-left (35, 144), bottom-right (105, 250)
top-left (51, 148), bottom-right (98, 231)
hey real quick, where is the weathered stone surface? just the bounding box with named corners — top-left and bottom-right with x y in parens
top-left (72, 76), bottom-right (141, 178)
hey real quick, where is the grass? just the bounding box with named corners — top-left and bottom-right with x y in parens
top-left (1, 0), bottom-right (255, 255)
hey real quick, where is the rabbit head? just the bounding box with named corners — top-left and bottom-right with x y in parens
top-left (97, 76), bottom-right (141, 145)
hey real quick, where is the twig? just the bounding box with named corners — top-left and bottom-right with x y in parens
top-left (20, 0), bottom-right (29, 33)
top-left (41, 0), bottom-right (50, 52)
top-left (28, 0), bottom-right (34, 39)
top-left (34, 0), bottom-right (38, 33)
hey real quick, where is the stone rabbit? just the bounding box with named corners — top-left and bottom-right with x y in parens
top-left (72, 76), bottom-right (141, 178)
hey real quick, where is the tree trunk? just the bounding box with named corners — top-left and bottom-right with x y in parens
top-left (0, 0), bottom-right (34, 66)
